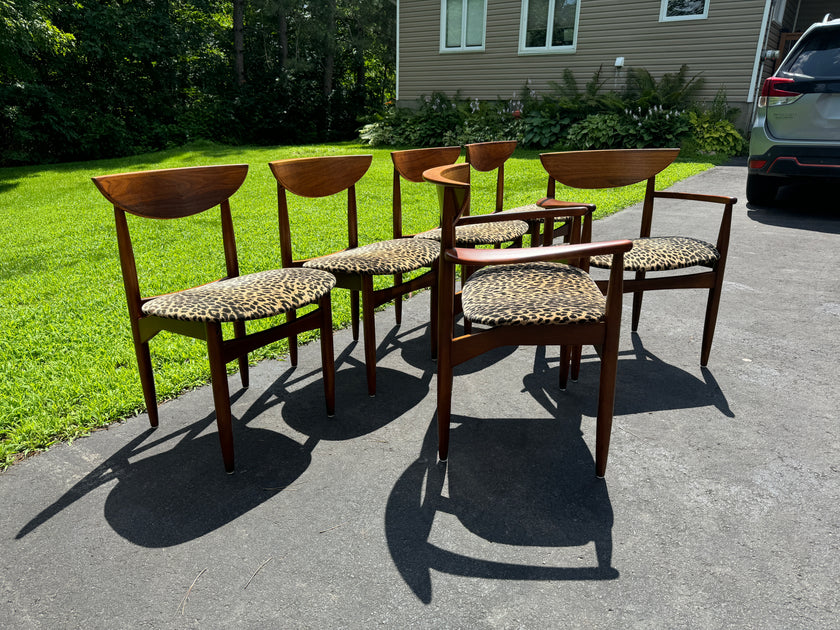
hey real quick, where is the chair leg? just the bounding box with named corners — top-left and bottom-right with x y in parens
top-left (559, 345), bottom-right (570, 391)
top-left (206, 323), bottom-right (235, 474)
top-left (351, 290), bottom-right (360, 341)
top-left (436, 358), bottom-right (453, 462)
top-left (394, 273), bottom-right (403, 325)
top-left (285, 311), bottom-right (299, 366)
top-left (595, 333), bottom-right (621, 478)
top-left (318, 295), bottom-right (336, 416)
top-left (133, 338), bottom-right (159, 428)
top-left (361, 276), bottom-right (377, 397)
top-left (429, 267), bottom-right (439, 361)
top-left (701, 271), bottom-right (725, 367)
top-left (233, 320), bottom-right (249, 388)
top-left (631, 271), bottom-right (646, 332)
top-left (571, 345), bottom-right (582, 382)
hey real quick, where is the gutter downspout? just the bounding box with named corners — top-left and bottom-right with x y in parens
top-left (748, 0), bottom-right (774, 126)
top-left (396, 0), bottom-right (401, 102)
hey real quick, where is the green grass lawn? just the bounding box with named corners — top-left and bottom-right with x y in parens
top-left (0, 141), bottom-right (714, 467)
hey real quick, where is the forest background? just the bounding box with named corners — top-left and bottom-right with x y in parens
top-left (1, 0), bottom-right (394, 166)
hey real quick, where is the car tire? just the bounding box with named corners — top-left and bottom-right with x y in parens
top-left (746, 173), bottom-right (780, 206)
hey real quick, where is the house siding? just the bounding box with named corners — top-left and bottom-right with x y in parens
top-left (398, 0), bottom-right (768, 127)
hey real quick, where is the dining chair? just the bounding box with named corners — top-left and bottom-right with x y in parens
top-left (269, 154), bottom-right (440, 396)
top-left (423, 162), bottom-right (632, 477)
top-left (92, 164), bottom-right (336, 473)
top-left (465, 140), bottom-right (579, 247)
top-left (539, 148), bottom-right (736, 366)
top-left (411, 144), bottom-right (530, 255)
top-left (390, 145), bottom-right (461, 333)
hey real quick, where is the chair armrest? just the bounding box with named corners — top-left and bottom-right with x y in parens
top-left (653, 191), bottom-right (737, 206)
top-left (444, 239), bottom-right (632, 266)
top-left (456, 204), bottom-right (592, 225)
top-left (537, 197), bottom-right (596, 213)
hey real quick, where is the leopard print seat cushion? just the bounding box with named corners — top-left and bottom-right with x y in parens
top-left (303, 238), bottom-right (439, 275)
top-left (142, 268), bottom-right (336, 323)
top-left (462, 262), bottom-right (605, 326)
top-left (504, 203), bottom-right (571, 227)
top-left (590, 236), bottom-right (720, 272)
top-left (414, 218), bottom-right (529, 246)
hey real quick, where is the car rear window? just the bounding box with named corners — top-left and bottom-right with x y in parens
top-left (779, 26), bottom-right (840, 80)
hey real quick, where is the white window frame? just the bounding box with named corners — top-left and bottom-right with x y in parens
top-left (771, 0), bottom-right (786, 24)
top-left (440, 0), bottom-right (487, 53)
top-left (659, 0), bottom-right (710, 23)
top-left (518, 0), bottom-right (581, 55)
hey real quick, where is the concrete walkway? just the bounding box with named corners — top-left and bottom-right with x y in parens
top-left (2, 161), bottom-right (838, 628)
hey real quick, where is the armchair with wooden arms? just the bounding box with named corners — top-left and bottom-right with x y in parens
top-left (423, 162), bottom-right (633, 477)
top-left (539, 148), bottom-right (736, 366)
top-left (92, 165), bottom-right (337, 473)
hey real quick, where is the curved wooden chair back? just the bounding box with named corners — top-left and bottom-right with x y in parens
top-left (269, 154), bottom-right (371, 198)
top-left (92, 164), bottom-right (248, 219)
top-left (539, 148), bottom-right (679, 190)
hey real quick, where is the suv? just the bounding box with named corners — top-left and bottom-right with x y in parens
top-left (747, 17), bottom-right (840, 205)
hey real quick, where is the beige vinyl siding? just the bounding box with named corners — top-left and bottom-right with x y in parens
top-left (399, 0), bottom-right (767, 120)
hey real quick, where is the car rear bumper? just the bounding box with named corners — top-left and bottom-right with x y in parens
top-left (748, 145), bottom-right (840, 179)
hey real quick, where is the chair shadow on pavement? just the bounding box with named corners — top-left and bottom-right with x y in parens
top-left (385, 335), bottom-right (734, 603)
top-left (525, 335), bottom-right (733, 419)
top-left (385, 400), bottom-right (619, 604)
top-left (15, 348), bottom-right (431, 547)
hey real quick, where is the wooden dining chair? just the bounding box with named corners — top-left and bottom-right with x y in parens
top-left (412, 144), bottom-right (530, 252)
top-left (92, 164), bottom-right (336, 473)
top-left (423, 162), bottom-right (632, 477)
top-left (539, 148), bottom-right (736, 366)
top-left (269, 154), bottom-right (440, 396)
top-left (390, 145), bottom-right (461, 332)
top-left (465, 140), bottom-right (578, 247)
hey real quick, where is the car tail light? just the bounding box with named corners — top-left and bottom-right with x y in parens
top-left (758, 77), bottom-right (803, 107)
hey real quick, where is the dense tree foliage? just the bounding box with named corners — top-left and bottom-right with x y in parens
top-left (0, 0), bottom-right (396, 165)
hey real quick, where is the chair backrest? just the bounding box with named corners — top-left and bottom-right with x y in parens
top-left (268, 154), bottom-right (372, 267)
top-left (391, 146), bottom-right (461, 237)
top-left (91, 164), bottom-right (249, 317)
top-left (422, 163), bottom-right (471, 251)
top-left (540, 148), bottom-right (680, 238)
top-left (465, 141), bottom-right (517, 213)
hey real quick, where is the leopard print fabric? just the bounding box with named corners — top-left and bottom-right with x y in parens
top-left (142, 268), bottom-right (336, 323)
top-left (590, 236), bottom-right (719, 272)
top-left (303, 238), bottom-right (439, 275)
top-left (414, 218), bottom-right (529, 246)
top-left (462, 262), bottom-right (606, 326)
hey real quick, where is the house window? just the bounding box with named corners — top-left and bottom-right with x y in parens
top-left (519, 0), bottom-right (580, 54)
top-left (772, 0), bottom-right (786, 25)
top-left (659, 0), bottom-right (710, 22)
top-left (441, 0), bottom-right (487, 52)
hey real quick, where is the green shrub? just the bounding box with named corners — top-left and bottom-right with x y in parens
top-left (685, 111), bottom-right (746, 156)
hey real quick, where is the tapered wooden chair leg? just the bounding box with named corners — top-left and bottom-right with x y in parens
top-left (559, 345), bottom-right (571, 390)
top-left (362, 276), bottom-right (377, 397)
top-left (436, 361), bottom-right (453, 462)
top-left (394, 273), bottom-right (403, 325)
top-left (233, 320), bottom-right (249, 388)
top-left (206, 323), bottom-right (235, 474)
top-left (318, 295), bottom-right (336, 416)
top-left (351, 290), bottom-right (360, 341)
top-left (286, 311), bottom-right (299, 366)
top-left (631, 270), bottom-right (646, 332)
top-left (571, 345), bottom-right (582, 381)
top-left (134, 338), bottom-right (159, 427)
top-left (701, 275), bottom-right (724, 366)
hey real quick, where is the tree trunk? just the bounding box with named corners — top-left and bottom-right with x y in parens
top-left (233, 0), bottom-right (246, 85)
